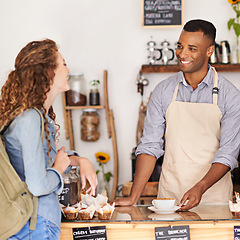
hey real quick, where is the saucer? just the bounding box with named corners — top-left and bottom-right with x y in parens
top-left (148, 213), bottom-right (182, 220)
top-left (148, 205), bottom-right (180, 214)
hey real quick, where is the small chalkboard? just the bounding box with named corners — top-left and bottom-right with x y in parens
top-left (234, 226), bottom-right (240, 239)
top-left (155, 225), bottom-right (190, 240)
top-left (72, 226), bottom-right (107, 240)
top-left (142, 0), bottom-right (183, 28)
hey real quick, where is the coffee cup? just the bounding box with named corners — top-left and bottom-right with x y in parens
top-left (152, 198), bottom-right (175, 210)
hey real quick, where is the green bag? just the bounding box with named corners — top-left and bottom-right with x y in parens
top-left (0, 108), bottom-right (44, 240)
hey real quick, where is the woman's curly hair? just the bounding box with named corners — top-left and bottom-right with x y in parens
top-left (0, 39), bottom-right (60, 159)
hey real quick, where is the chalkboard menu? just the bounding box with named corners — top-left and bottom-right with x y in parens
top-left (142, 0), bottom-right (183, 27)
top-left (72, 226), bottom-right (107, 240)
top-left (155, 225), bottom-right (190, 240)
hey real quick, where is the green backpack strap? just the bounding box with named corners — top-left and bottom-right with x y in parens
top-left (33, 107), bottom-right (44, 141)
top-left (0, 108), bottom-right (44, 231)
top-left (29, 108), bottom-right (44, 230)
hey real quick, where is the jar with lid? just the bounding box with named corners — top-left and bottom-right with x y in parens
top-left (81, 109), bottom-right (100, 141)
top-left (66, 74), bottom-right (87, 106)
top-left (58, 167), bottom-right (81, 206)
top-left (89, 80), bottom-right (100, 106)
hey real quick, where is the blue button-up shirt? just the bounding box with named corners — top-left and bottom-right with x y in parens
top-left (136, 67), bottom-right (240, 171)
top-left (4, 109), bottom-right (74, 229)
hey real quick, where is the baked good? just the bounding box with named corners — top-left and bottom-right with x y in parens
top-left (62, 206), bottom-right (78, 220)
top-left (77, 204), bottom-right (95, 220)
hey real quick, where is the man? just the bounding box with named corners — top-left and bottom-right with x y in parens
top-left (116, 19), bottom-right (240, 210)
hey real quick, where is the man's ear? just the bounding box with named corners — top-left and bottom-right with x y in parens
top-left (207, 45), bottom-right (214, 58)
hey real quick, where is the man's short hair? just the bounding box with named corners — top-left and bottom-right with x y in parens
top-left (183, 19), bottom-right (216, 45)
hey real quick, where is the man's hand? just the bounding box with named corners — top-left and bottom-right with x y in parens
top-left (114, 196), bottom-right (136, 206)
top-left (179, 183), bottom-right (206, 210)
top-left (179, 163), bottom-right (230, 211)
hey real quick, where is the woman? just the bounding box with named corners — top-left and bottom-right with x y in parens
top-left (0, 39), bottom-right (98, 239)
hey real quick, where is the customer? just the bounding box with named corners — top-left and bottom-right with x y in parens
top-left (115, 19), bottom-right (240, 210)
top-left (0, 39), bottom-right (98, 239)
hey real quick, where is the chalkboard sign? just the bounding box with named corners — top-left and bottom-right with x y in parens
top-left (142, 0), bottom-right (183, 27)
top-left (72, 226), bottom-right (107, 240)
top-left (234, 226), bottom-right (240, 239)
top-left (155, 225), bottom-right (190, 240)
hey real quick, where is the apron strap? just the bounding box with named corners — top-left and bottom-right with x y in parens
top-left (211, 67), bottom-right (218, 105)
top-left (172, 83), bottom-right (180, 101)
top-left (172, 67), bottom-right (219, 105)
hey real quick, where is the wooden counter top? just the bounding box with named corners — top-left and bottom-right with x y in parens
top-left (60, 204), bottom-right (240, 240)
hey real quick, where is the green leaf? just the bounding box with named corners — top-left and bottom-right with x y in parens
top-left (233, 22), bottom-right (240, 37)
top-left (96, 170), bottom-right (100, 174)
top-left (233, 6), bottom-right (240, 18)
top-left (228, 18), bottom-right (235, 30)
top-left (105, 172), bottom-right (113, 182)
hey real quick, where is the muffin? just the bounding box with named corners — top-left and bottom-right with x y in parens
top-left (62, 206), bottom-right (78, 220)
top-left (97, 210), bottom-right (112, 220)
top-left (96, 203), bottom-right (115, 220)
top-left (77, 204), bottom-right (95, 220)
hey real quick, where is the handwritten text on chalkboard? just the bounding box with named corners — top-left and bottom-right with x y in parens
top-left (72, 226), bottom-right (107, 240)
top-left (155, 225), bottom-right (190, 240)
top-left (143, 0), bottom-right (183, 27)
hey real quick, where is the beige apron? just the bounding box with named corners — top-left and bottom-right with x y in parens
top-left (158, 67), bottom-right (233, 204)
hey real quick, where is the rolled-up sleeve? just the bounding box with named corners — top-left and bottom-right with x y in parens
top-left (136, 85), bottom-right (166, 159)
top-left (212, 86), bottom-right (240, 170)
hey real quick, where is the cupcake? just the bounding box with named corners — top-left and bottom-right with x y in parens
top-left (62, 205), bottom-right (78, 220)
top-left (77, 204), bottom-right (95, 220)
top-left (229, 192), bottom-right (240, 218)
top-left (96, 202), bottom-right (115, 220)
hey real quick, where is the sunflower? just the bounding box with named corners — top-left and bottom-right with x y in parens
top-left (228, 0), bottom-right (240, 4)
top-left (95, 152), bottom-right (110, 164)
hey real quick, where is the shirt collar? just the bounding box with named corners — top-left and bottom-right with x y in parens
top-left (180, 64), bottom-right (213, 87)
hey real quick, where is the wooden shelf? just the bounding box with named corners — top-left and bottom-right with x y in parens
top-left (65, 105), bottom-right (104, 110)
top-left (62, 70), bottom-right (118, 202)
top-left (141, 64), bottom-right (240, 73)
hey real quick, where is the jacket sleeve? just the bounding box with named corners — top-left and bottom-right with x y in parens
top-left (13, 110), bottom-right (63, 196)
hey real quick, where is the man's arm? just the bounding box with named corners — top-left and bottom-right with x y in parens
top-left (179, 163), bottom-right (230, 210)
top-left (114, 154), bottom-right (157, 206)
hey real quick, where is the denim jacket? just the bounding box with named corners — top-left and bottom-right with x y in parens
top-left (4, 109), bottom-right (74, 229)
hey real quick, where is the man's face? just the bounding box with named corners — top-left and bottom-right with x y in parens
top-left (176, 30), bottom-right (213, 74)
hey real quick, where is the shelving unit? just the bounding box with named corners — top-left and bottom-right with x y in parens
top-left (62, 70), bottom-right (118, 202)
top-left (141, 63), bottom-right (240, 73)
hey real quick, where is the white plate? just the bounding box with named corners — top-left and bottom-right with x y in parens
top-left (148, 213), bottom-right (182, 220)
top-left (148, 205), bottom-right (180, 214)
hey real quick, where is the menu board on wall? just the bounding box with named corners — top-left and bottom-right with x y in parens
top-left (142, 0), bottom-right (183, 27)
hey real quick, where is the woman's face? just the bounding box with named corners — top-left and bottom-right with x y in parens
top-left (51, 51), bottom-right (70, 94)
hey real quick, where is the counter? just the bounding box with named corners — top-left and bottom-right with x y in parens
top-left (60, 204), bottom-right (240, 240)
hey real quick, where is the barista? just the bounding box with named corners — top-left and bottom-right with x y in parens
top-left (115, 19), bottom-right (240, 210)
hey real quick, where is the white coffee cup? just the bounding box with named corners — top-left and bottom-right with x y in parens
top-left (152, 198), bottom-right (175, 210)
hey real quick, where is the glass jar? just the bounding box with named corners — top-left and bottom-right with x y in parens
top-left (58, 167), bottom-right (81, 206)
top-left (89, 80), bottom-right (100, 106)
top-left (66, 74), bottom-right (87, 106)
top-left (80, 109), bottom-right (100, 141)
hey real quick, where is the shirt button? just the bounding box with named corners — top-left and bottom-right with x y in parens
top-left (50, 120), bottom-right (53, 124)
top-left (52, 133), bottom-right (55, 136)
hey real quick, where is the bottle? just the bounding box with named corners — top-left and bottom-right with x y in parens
top-left (66, 74), bottom-right (87, 106)
top-left (58, 167), bottom-right (81, 206)
top-left (89, 80), bottom-right (100, 106)
top-left (80, 109), bottom-right (100, 141)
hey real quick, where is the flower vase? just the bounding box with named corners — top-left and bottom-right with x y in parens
top-left (232, 37), bottom-right (240, 64)
top-left (97, 171), bottom-right (110, 198)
